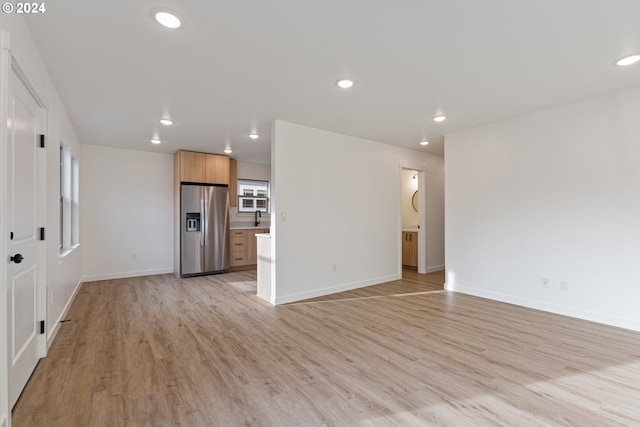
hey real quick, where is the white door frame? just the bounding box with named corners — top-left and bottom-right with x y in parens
top-left (399, 163), bottom-right (427, 274)
top-left (0, 30), bottom-right (11, 427)
top-left (0, 31), bottom-right (48, 424)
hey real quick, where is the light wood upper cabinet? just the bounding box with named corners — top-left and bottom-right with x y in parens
top-left (205, 154), bottom-right (230, 185)
top-left (175, 150), bottom-right (231, 185)
top-left (177, 150), bottom-right (206, 183)
top-left (229, 159), bottom-right (238, 208)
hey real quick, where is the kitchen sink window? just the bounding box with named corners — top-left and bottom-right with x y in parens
top-left (238, 179), bottom-right (269, 213)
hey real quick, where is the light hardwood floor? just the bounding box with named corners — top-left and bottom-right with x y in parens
top-left (11, 270), bottom-right (640, 426)
top-left (300, 269), bottom-right (444, 303)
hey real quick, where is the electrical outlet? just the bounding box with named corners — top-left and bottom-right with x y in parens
top-left (541, 278), bottom-right (550, 288)
top-left (131, 253), bottom-right (137, 260)
top-left (52, 289), bottom-right (56, 303)
top-left (332, 264), bottom-right (337, 272)
top-left (560, 281), bottom-right (569, 292)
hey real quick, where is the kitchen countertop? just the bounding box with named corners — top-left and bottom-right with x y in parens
top-left (402, 228), bottom-right (418, 232)
top-left (230, 225), bottom-right (270, 230)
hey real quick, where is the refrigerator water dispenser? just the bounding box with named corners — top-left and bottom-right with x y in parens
top-left (186, 213), bottom-right (200, 232)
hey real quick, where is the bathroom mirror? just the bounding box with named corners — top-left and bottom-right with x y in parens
top-left (412, 190), bottom-right (418, 212)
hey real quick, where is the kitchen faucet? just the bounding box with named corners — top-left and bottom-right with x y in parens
top-left (254, 210), bottom-right (262, 227)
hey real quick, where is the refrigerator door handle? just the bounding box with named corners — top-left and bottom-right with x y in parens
top-left (200, 198), bottom-right (206, 246)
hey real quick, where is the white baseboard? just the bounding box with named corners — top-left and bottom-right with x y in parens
top-left (426, 264), bottom-right (445, 273)
top-left (82, 267), bottom-right (174, 283)
top-left (451, 284), bottom-right (640, 332)
top-left (1, 413), bottom-right (6, 427)
top-left (275, 273), bottom-right (401, 305)
top-left (47, 277), bottom-right (83, 348)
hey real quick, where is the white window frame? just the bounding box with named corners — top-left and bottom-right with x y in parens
top-left (59, 145), bottom-right (64, 249)
top-left (71, 157), bottom-right (79, 245)
top-left (59, 141), bottom-right (80, 257)
top-left (238, 179), bottom-right (269, 213)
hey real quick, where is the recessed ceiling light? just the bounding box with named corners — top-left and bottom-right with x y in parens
top-left (224, 148), bottom-right (233, 154)
top-left (433, 115), bottom-right (446, 123)
top-left (336, 79), bottom-right (354, 89)
top-left (152, 9), bottom-right (184, 29)
top-left (419, 140), bottom-right (429, 146)
top-left (160, 119), bottom-right (173, 126)
top-left (615, 54), bottom-right (640, 67)
top-left (151, 139), bottom-right (162, 144)
top-left (249, 133), bottom-right (260, 140)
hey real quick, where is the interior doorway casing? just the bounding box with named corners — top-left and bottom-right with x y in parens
top-left (399, 165), bottom-right (427, 274)
top-left (0, 30), bottom-right (10, 427)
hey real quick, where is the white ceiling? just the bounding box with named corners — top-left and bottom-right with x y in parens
top-left (24, 0), bottom-right (640, 164)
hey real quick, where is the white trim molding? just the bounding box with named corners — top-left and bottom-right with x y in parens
top-left (275, 273), bottom-right (401, 305)
top-left (452, 283), bottom-right (640, 332)
top-left (82, 268), bottom-right (175, 283)
top-left (426, 265), bottom-right (445, 273)
top-left (47, 278), bottom-right (83, 348)
top-left (0, 30), bottom-right (12, 427)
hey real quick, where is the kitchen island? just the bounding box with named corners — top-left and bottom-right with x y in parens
top-left (256, 233), bottom-right (273, 303)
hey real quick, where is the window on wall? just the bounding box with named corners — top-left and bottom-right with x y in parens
top-left (237, 179), bottom-right (269, 213)
top-left (59, 142), bottom-right (80, 253)
top-left (71, 158), bottom-right (79, 245)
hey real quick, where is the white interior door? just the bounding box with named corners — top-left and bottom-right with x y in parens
top-left (7, 66), bottom-right (44, 409)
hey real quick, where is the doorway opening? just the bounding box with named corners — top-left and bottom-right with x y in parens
top-left (401, 169), bottom-right (420, 273)
top-left (399, 167), bottom-right (444, 291)
top-left (400, 166), bottom-right (428, 276)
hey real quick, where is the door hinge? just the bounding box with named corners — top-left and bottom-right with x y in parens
top-left (39, 320), bottom-right (45, 334)
top-left (39, 227), bottom-right (45, 241)
top-left (39, 134), bottom-right (45, 148)
top-left (10, 231), bottom-right (13, 240)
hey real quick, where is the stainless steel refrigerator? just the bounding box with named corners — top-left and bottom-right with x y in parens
top-left (180, 184), bottom-right (230, 277)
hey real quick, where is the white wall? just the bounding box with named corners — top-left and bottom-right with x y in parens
top-left (445, 85), bottom-right (640, 331)
top-left (1, 15), bottom-right (84, 424)
top-left (424, 161), bottom-right (445, 273)
top-left (44, 78), bottom-right (84, 350)
top-left (272, 121), bottom-right (444, 303)
top-left (237, 161), bottom-right (270, 181)
top-left (82, 145), bottom-right (174, 281)
top-left (229, 161), bottom-right (272, 228)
